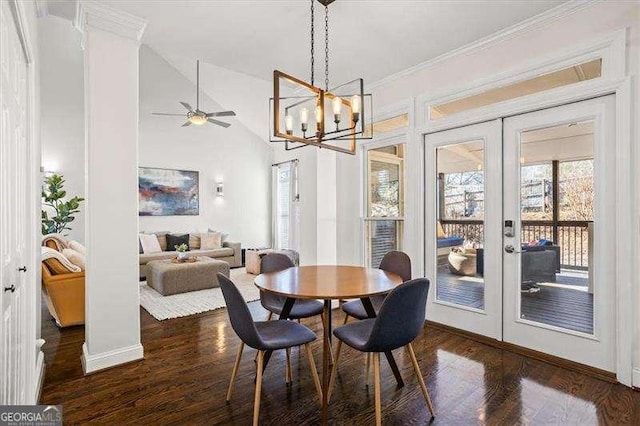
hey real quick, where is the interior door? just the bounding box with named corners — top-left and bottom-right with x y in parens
top-left (502, 96), bottom-right (616, 371)
top-left (425, 120), bottom-right (502, 340)
top-left (1, 0), bottom-right (30, 404)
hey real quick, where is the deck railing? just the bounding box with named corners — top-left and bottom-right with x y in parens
top-left (440, 219), bottom-right (590, 270)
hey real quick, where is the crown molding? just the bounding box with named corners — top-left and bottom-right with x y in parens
top-left (35, 0), bottom-right (49, 18)
top-left (75, 1), bottom-right (147, 44)
top-left (366, 0), bottom-right (598, 91)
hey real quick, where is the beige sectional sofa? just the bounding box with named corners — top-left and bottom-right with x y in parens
top-left (139, 233), bottom-right (241, 279)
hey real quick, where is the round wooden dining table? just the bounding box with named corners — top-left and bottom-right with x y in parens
top-left (254, 265), bottom-right (403, 424)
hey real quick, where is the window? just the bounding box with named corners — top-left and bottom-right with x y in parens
top-left (429, 59), bottom-right (602, 120)
top-left (272, 160), bottom-right (299, 250)
top-left (365, 145), bottom-right (404, 267)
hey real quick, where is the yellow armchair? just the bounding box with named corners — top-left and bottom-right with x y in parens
top-left (41, 243), bottom-right (85, 327)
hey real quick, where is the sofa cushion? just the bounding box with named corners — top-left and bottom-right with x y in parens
top-left (201, 232), bottom-right (222, 249)
top-left (68, 240), bottom-right (86, 255)
top-left (189, 233), bottom-right (201, 249)
top-left (140, 233), bottom-right (162, 254)
top-left (139, 251), bottom-right (179, 264)
top-left (166, 233), bottom-right (189, 251)
top-left (193, 248), bottom-right (233, 258)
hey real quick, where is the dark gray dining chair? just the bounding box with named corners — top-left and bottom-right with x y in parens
top-left (260, 253), bottom-right (325, 321)
top-left (341, 251), bottom-right (412, 323)
top-left (329, 278), bottom-right (434, 425)
top-left (218, 273), bottom-right (322, 426)
top-left (258, 253), bottom-right (332, 374)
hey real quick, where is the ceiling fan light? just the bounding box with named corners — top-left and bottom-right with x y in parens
top-left (189, 115), bottom-right (207, 125)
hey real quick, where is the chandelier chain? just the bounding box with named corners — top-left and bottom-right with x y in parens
top-left (324, 4), bottom-right (329, 90)
top-left (310, 0), bottom-right (315, 86)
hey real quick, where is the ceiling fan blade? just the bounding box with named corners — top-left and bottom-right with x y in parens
top-left (206, 111), bottom-right (236, 117)
top-left (182, 121), bottom-right (192, 127)
top-left (179, 101), bottom-right (193, 111)
top-left (152, 112), bottom-right (186, 117)
top-left (207, 118), bottom-right (231, 128)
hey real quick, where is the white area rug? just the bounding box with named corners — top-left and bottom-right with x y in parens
top-left (140, 267), bottom-right (260, 321)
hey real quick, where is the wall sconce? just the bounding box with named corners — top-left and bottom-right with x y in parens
top-left (216, 182), bottom-right (224, 197)
top-left (40, 166), bottom-right (56, 178)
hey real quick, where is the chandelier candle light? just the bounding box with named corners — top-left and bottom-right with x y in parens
top-left (270, 0), bottom-right (372, 154)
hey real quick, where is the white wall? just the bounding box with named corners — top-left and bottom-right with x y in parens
top-left (39, 15), bottom-right (85, 242)
top-left (138, 46), bottom-right (272, 247)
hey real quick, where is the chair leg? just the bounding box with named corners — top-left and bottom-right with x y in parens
top-left (285, 347), bottom-right (292, 385)
top-left (365, 353), bottom-right (371, 386)
top-left (226, 342), bottom-right (244, 402)
top-left (253, 350), bottom-right (264, 426)
top-left (373, 352), bottom-right (382, 426)
top-left (407, 343), bottom-right (435, 418)
top-left (342, 314), bottom-right (349, 325)
top-left (327, 339), bottom-right (342, 402)
top-left (304, 343), bottom-right (323, 402)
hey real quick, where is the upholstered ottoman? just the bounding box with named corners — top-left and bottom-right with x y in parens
top-left (146, 257), bottom-right (230, 296)
top-left (245, 248), bottom-right (299, 274)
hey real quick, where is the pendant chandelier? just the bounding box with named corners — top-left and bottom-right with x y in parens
top-left (269, 0), bottom-right (373, 155)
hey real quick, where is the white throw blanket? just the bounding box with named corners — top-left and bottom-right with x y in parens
top-left (41, 246), bottom-right (81, 273)
top-left (42, 233), bottom-right (71, 252)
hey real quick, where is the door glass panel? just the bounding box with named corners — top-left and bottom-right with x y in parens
top-left (435, 140), bottom-right (485, 310)
top-left (519, 120), bottom-right (594, 334)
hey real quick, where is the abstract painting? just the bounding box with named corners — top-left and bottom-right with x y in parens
top-left (139, 167), bottom-right (199, 216)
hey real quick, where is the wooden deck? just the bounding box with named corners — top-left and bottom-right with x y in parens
top-left (436, 267), bottom-right (593, 334)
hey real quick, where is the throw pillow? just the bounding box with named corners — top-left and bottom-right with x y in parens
top-left (68, 240), bottom-right (86, 255)
top-left (207, 228), bottom-right (229, 242)
top-left (154, 231), bottom-right (169, 251)
top-left (139, 233), bottom-right (162, 254)
top-left (436, 222), bottom-right (447, 239)
top-left (200, 232), bottom-right (222, 249)
top-left (166, 233), bottom-right (189, 251)
top-left (189, 234), bottom-right (201, 250)
top-left (63, 248), bottom-right (86, 270)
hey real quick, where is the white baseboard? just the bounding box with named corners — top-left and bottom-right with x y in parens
top-left (633, 368), bottom-right (640, 389)
top-left (82, 342), bottom-right (144, 374)
top-left (34, 350), bottom-right (45, 403)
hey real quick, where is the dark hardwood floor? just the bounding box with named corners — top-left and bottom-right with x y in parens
top-left (40, 301), bottom-right (640, 425)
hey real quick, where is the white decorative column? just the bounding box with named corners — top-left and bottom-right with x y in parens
top-left (75, 2), bottom-right (147, 373)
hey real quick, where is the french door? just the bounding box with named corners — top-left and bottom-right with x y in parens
top-left (503, 96), bottom-right (615, 372)
top-left (425, 96), bottom-right (616, 372)
top-left (425, 120), bottom-right (503, 340)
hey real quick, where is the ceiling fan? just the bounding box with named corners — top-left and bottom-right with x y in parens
top-left (152, 60), bottom-right (236, 128)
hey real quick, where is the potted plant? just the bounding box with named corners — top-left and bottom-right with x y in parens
top-left (41, 174), bottom-right (85, 235)
top-left (175, 243), bottom-right (189, 261)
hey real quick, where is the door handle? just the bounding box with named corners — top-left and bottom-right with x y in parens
top-left (4, 285), bottom-right (16, 293)
top-left (18, 266), bottom-right (27, 272)
top-left (504, 245), bottom-right (523, 254)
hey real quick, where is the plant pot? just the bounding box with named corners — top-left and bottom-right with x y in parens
top-left (177, 252), bottom-right (189, 261)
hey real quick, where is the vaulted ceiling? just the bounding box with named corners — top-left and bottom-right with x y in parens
top-left (47, 0), bottom-right (568, 141)
top-left (100, 0), bottom-right (566, 85)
